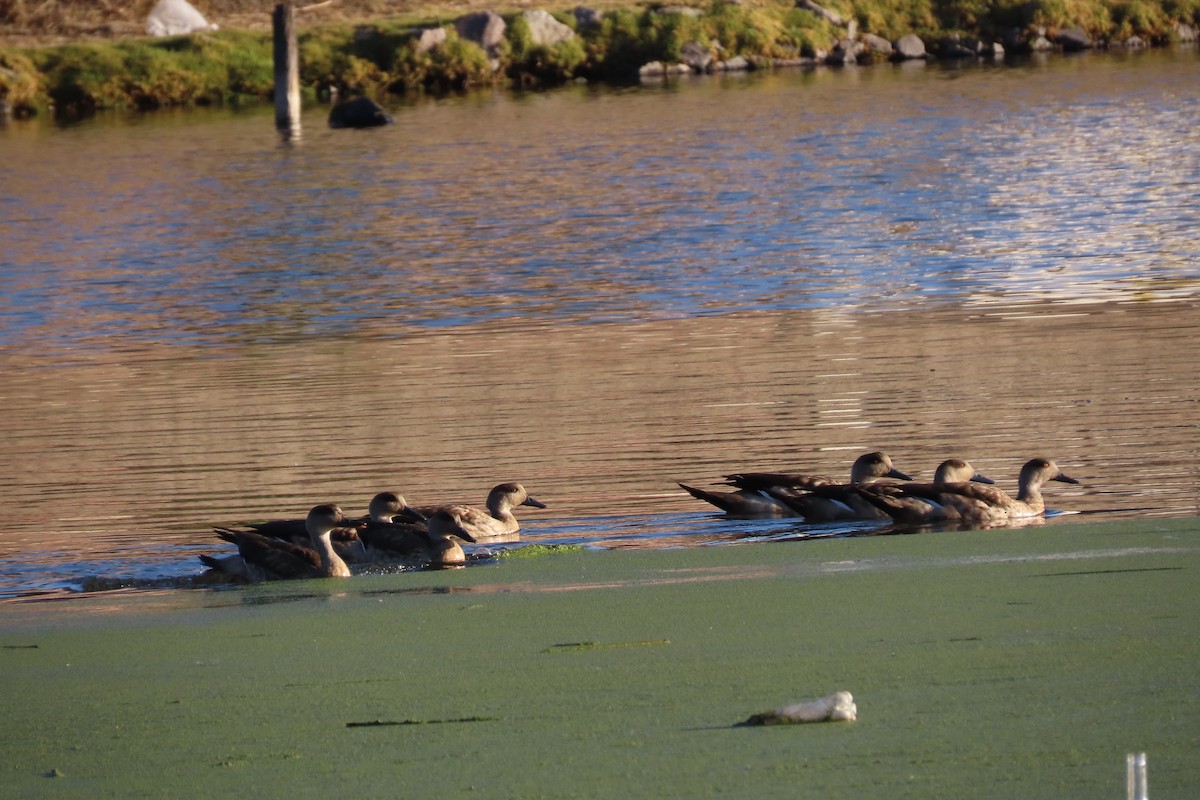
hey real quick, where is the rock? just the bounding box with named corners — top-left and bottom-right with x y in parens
top-left (1030, 33), bottom-right (1054, 52)
top-left (715, 55), bottom-right (752, 72)
top-left (1055, 28), bottom-right (1092, 51)
top-left (983, 40), bottom-right (1005, 58)
top-left (939, 36), bottom-right (977, 58)
top-left (827, 39), bottom-right (864, 65)
top-left (656, 6), bottom-right (703, 17)
top-left (573, 6), bottom-right (603, 29)
top-left (328, 97), bottom-right (393, 129)
top-left (455, 11), bottom-right (507, 60)
top-left (796, 0), bottom-right (844, 27)
top-left (894, 33), bottom-right (926, 60)
top-left (861, 33), bottom-right (893, 57)
top-left (638, 61), bottom-right (692, 78)
top-left (414, 27), bottom-right (447, 55)
top-left (521, 10), bottom-right (575, 47)
top-left (1120, 35), bottom-right (1147, 48)
top-left (681, 42), bottom-right (713, 73)
top-left (1174, 23), bottom-right (1197, 43)
top-left (740, 692), bottom-right (858, 726)
top-left (145, 0), bottom-right (218, 37)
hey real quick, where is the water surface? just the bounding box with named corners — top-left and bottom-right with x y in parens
top-left (1, 49), bottom-right (1198, 597)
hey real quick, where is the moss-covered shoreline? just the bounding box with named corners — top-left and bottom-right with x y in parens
top-left (1, 0), bottom-right (1198, 118)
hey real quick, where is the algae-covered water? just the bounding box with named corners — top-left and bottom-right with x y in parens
top-left (2, 518), bottom-right (1196, 799)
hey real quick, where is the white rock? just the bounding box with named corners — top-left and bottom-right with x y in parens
top-left (146, 0), bottom-right (218, 37)
top-left (743, 691), bottom-right (857, 725)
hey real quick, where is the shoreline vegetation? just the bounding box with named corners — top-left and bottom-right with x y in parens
top-left (1, 0), bottom-right (1198, 118)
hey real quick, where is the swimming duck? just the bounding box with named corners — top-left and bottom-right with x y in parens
top-left (767, 458), bottom-right (994, 522)
top-left (418, 510), bottom-right (479, 569)
top-left (199, 503), bottom-right (353, 581)
top-left (856, 457), bottom-right (1079, 525)
top-left (244, 491), bottom-right (425, 543)
top-left (410, 482), bottom-right (546, 539)
top-left (678, 451), bottom-right (912, 518)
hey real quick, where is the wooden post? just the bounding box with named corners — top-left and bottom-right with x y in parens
top-left (273, 2), bottom-right (301, 136)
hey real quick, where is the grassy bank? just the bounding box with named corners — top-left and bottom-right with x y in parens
top-left (1, 0), bottom-right (1198, 117)
top-left (1, 518), bottom-right (1198, 798)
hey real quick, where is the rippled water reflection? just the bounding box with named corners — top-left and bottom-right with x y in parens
top-left (1, 50), bottom-right (1198, 597)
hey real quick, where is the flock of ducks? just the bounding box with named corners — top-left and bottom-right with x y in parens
top-left (680, 452), bottom-right (1079, 526)
top-left (199, 483), bottom-right (546, 582)
top-left (199, 453), bottom-right (1079, 584)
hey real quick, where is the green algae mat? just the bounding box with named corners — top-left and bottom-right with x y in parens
top-left (2, 519), bottom-right (1197, 799)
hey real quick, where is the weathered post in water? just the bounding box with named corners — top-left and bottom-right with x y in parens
top-left (273, 2), bottom-right (301, 136)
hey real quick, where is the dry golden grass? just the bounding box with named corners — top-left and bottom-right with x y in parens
top-left (0, 0), bottom-right (630, 47)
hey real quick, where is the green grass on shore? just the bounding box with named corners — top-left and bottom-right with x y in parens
top-left (1, 0), bottom-right (1198, 116)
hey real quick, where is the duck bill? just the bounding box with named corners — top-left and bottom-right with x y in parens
top-left (1053, 473), bottom-right (1080, 485)
top-left (399, 506), bottom-right (427, 523)
top-left (970, 472), bottom-right (996, 485)
top-left (521, 496), bottom-right (548, 509)
top-left (455, 530), bottom-right (478, 544)
top-left (886, 468), bottom-right (913, 481)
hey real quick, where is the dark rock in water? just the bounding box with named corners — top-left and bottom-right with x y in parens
top-left (1055, 28), bottom-right (1093, 51)
top-left (328, 97), bottom-right (393, 129)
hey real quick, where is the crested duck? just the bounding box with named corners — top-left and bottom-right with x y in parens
top-left (857, 458), bottom-right (1079, 525)
top-left (678, 451), bottom-right (912, 518)
top-left (200, 503), bottom-right (353, 581)
top-left (768, 458), bottom-right (993, 522)
top-left (411, 482), bottom-right (546, 539)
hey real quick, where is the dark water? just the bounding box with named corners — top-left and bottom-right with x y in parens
top-left (1, 49), bottom-right (1198, 598)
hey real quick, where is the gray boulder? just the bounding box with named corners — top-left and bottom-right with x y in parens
top-left (414, 27), bottom-right (447, 55)
top-left (521, 10), bottom-right (575, 47)
top-left (1055, 28), bottom-right (1092, 51)
top-left (681, 42), bottom-right (714, 73)
top-left (1175, 23), bottom-right (1197, 42)
top-left (146, 0), bottom-right (217, 36)
top-left (455, 11), bottom-right (507, 60)
top-left (894, 34), bottom-right (926, 60)
top-left (715, 55), bottom-right (752, 72)
top-left (861, 33), bottom-right (893, 57)
top-left (639, 61), bottom-right (692, 78)
top-left (827, 39), bottom-right (864, 65)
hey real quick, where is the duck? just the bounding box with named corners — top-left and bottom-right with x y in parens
top-left (410, 482), bottom-right (546, 540)
top-left (678, 451), bottom-right (912, 518)
top-left (199, 503), bottom-right (353, 581)
top-left (243, 491), bottom-right (425, 543)
top-left (855, 457), bottom-right (1079, 525)
top-left (418, 510), bottom-right (479, 569)
top-left (767, 458), bottom-right (994, 522)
